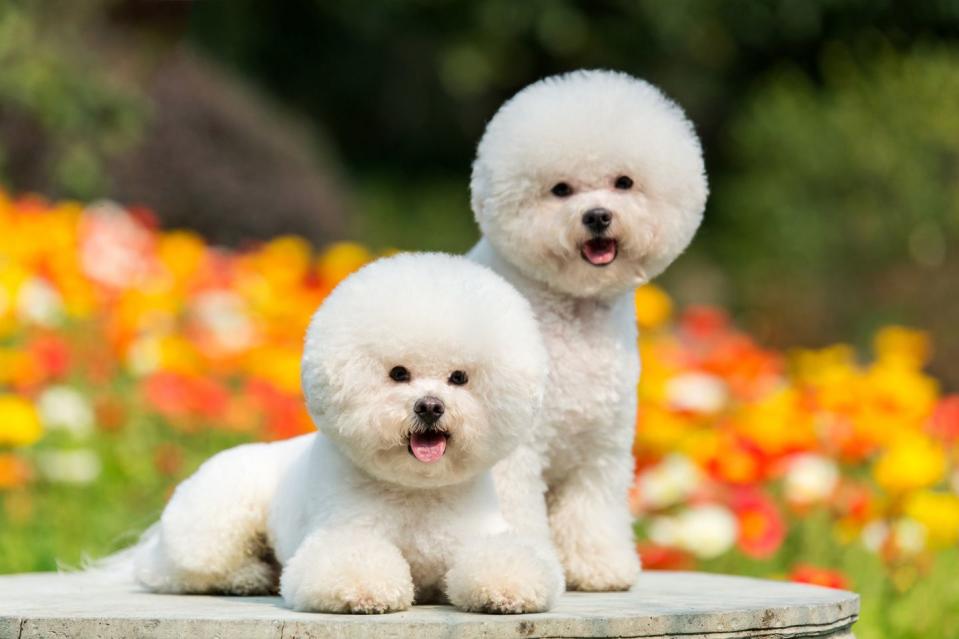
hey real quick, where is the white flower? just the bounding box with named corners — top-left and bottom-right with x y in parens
top-left (636, 454), bottom-right (702, 510)
top-left (665, 372), bottom-right (728, 413)
top-left (191, 291), bottom-right (255, 352)
top-left (80, 201), bottom-right (153, 289)
top-left (784, 453), bottom-right (839, 505)
top-left (36, 449), bottom-right (101, 484)
top-left (17, 278), bottom-right (63, 327)
top-left (675, 504), bottom-right (738, 559)
top-left (126, 335), bottom-right (162, 376)
top-left (893, 518), bottom-right (926, 555)
top-left (647, 516), bottom-right (680, 547)
top-left (861, 520), bottom-right (889, 553)
top-left (38, 386), bottom-right (95, 439)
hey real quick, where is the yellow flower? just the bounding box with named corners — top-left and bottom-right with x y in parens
top-left (873, 433), bottom-right (946, 493)
top-left (904, 491), bottom-right (959, 547)
top-left (157, 231), bottom-right (206, 286)
top-left (257, 236), bottom-right (314, 288)
top-left (635, 405), bottom-right (695, 456)
top-left (634, 284), bottom-right (673, 330)
top-left (317, 242), bottom-right (372, 286)
top-left (874, 326), bottom-right (931, 370)
top-left (733, 388), bottom-right (816, 456)
top-left (791, 344), bottom-right (857, 385)
top-left (863, 361), bottom-right (938, 427)
top-left (243, 345), bottom-right (302, 394)
top-left (0, 395), bottom-right (43, 447)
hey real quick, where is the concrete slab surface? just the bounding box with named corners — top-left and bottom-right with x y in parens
top-left (0, 569), bottom-right (858, 638)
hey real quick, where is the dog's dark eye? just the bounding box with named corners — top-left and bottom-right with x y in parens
top-left (448, 370), bottom-right (469, 386)
top-left (551, 182), bottom-right (573, 198)
top-left (389, 366), bottom-right (411, 382)
top-left (614, 175), bottom-right (633, 190)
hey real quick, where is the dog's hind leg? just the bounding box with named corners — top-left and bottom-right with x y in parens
top-left (135, 437), bottom-right (307, 594)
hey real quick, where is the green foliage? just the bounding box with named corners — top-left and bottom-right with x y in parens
top-left (705, 45), bottom-right (959, 359)
top-left (717, 45), bottom-right (959, 279)
top-left (350, 175), bottom-right (478, 253)
top-left (0, 414), bottom-right (251, 573)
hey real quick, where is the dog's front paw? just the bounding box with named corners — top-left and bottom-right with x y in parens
top-left (557, 533), bottom-right (640, 591)
top-left (285, 576), bottom-right (413, 614)
top-left (280, 531), bottom-right (414, 613)
top-left (446, 537), bottom-right (564, 614)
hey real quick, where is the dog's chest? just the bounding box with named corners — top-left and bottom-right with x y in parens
top-left (533, 295), bottom-right (639, 468)
top-left (386, 486), bottom-right (508, 596)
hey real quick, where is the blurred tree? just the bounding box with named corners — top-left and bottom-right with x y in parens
top-left (712, 45), bottom-right (959, 384)
top-left (0, 1), bottom-right (144, 199)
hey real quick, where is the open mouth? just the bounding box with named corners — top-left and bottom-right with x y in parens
top-left (407, 430), bottom-right (449, 463)
top-left (581, 237), bottom-right (618, 266)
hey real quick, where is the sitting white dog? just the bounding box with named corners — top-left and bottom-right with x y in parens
top-left (134, 253), bottom-right (564, 614)
top-left (468, 70), bottom-right (708, 590)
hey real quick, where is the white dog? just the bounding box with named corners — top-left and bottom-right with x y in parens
top-left (468, 70), bottom-right (708, 591)
top-left (134, 253), bottom-right (564, 614)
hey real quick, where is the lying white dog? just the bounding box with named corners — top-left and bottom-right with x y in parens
top-left (134, 253), bottom-right (564, 614)
top-left (469, 70), bottom-right (708, 590)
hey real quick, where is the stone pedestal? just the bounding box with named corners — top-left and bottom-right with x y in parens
top-left (0, 570), bottom-right (858, 638)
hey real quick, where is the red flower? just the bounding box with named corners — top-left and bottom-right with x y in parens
top-left (246, 379), bottom-right (313, 440)
top-left (28, 333), bottom-right (71, 380)
top-left (143, 373), bottom-right (195, 420)
top-left (729, 487), bottom-right (786, 559)
top-left (680, 306), bottom-right (730, 342)
top-left (143, 372), bottom-right (229, 422)
top-left (637, 543), bottom-right (695, 571)
top-left (928, 395), bottom-right (959, 442)
top-left (789, 564), bottom-right (849, 590)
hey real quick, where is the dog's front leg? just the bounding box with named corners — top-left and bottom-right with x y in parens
top-left (445, 532), bottom-right (564, 613)
top-left (547, 448), bottom-right (640, 591)
top-left (491, 445), bottom-right (552, 541)
top-left (279, 528), bottom-right (414, 613)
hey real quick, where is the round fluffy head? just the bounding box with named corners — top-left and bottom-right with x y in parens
top-left (471, 69), bottom-right (708, 299)
top-left (301, 253), bottom-right (547, 488)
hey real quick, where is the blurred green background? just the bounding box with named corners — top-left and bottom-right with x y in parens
top-left (5, 0), bottom-right (958, 388)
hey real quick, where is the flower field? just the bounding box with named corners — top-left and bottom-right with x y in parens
top-left (0, 191), bottom-right (956, 639)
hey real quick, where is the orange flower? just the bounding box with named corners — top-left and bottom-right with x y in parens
top-left (0, 454), bottom-right (32, 489)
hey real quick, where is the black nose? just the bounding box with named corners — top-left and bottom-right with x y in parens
top-left (414, 396), bottom-right (445, 425)
top-left (582, 208), bottom-right (612, 234)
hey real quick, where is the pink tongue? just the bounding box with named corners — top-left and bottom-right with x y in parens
top-left (410, 431), bottom-right (447, 463)
top-left (583, 239), bottom-right (617, 265)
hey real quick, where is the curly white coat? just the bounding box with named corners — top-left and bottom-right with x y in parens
top-left (468, 70), bottom-right (708, 590)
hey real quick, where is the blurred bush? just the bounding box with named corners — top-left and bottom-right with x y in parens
top-left (0, 1), bottom-right (349, 245)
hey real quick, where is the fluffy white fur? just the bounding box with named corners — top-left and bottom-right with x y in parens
top-left (468, 69), bottom-right (708, 590)
top-left (135, 253), bottom-right (564, 614)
